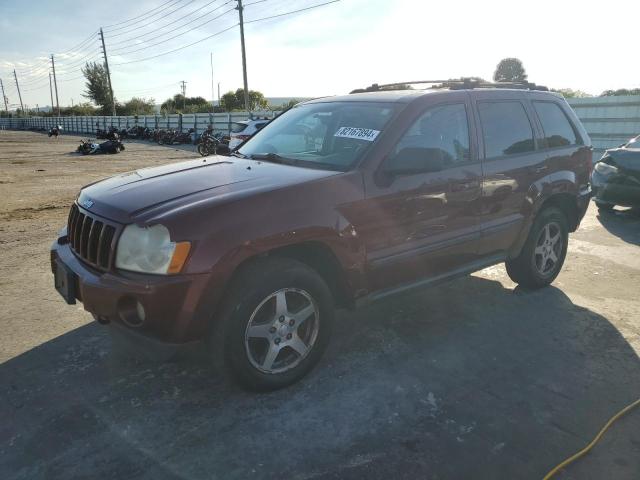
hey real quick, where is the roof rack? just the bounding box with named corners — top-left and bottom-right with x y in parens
top-left (350, 78), bottom-right (549, 94)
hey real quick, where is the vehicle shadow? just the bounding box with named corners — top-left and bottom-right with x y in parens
top-left (596, 208), bottom-right (640, 245)
top-left (1, 276), bottom-right (638, 480)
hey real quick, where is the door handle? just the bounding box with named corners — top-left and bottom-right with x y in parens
top-left (533, 165), bottom-right (548, 174)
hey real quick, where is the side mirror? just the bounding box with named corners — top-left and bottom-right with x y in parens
top-left (387, 147), bottom-right (446, 173)
top-left (376, 147), bottom-right (446, 186)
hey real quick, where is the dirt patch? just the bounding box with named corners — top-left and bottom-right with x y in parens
top-left (0, 130), bottom-right (197, 360)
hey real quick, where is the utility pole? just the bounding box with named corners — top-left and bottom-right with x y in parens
top-left (50, 55), bottom-right (60, 116)
top-left (49, 73), bottom-right (54, 112)
top-left (13, 70), bottom-right (24, 114)
top-left (0, 79), bottom-right (8, 112)
top-left (99, 27), bottom-right (116, 116)
top-left (217, 82), bottom-right (220, 105)
top-left (180, 80), bottom-right (187, 110)
top-left (210, 53), bottom-right (215, 108)
top-left (236, 0), bottom-right (250, 112)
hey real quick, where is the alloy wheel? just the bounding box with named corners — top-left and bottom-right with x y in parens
top-left (533, 222), bottom-right (563, 276)
top-left (244, 288), bottom-right (320, 374)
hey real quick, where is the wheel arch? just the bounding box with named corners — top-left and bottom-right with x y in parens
top-left (231, 241), bottom-right (355, 309)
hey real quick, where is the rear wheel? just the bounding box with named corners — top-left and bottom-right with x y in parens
top-left (506, 207), bottom-right (568, 289)
top-left (595, 200), bottom-right (614, 212)
top-left (214, 257), bottom-right (334, 391)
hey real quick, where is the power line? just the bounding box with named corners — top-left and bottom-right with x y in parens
top-left (112, 23), bottom-right (239, 66)
top-left (103, 0), bottom-right (178, 29)
top-left (2, 32), bottom-right (98, 77)
top-left (107, 0), bottom-right (199, 40)
top-left (57, 31), bottom-right (100, 56)
top-left (111, 0), bottom-right (341, 66)
top-left (244, 0), bottom-right (340, 25)
top-left (112, 3), bottom-right (235, 56)
top-left (104, 0), bottom-right (184, 33)
top-left (109, 0), bottom-right (225, 48)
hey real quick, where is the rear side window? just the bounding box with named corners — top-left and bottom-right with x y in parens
top-left (231, 122), bottom-right (248, 133)
top-left (254, 122), bottom-right (268, 131)
top-left (478, 101), bottom-right (535, 158)
top-left (533, 101), bottom-right (581, 148)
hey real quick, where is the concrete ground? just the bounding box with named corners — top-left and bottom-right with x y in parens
top-left (1, 130), bottom-right (639, 479)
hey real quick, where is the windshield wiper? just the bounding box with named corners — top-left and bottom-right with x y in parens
top-left (248, 153), bottom-right (295, 165)
top-left (230, 151), bottom-right (248, 158)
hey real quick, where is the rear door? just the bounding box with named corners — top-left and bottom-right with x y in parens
top-left (358, 95), bottom-right (483, 291)
top-left (528, 95), bottom-right (592, 192)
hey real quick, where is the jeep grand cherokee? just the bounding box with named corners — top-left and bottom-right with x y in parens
top-left (52, 80), bottom-right (592, 391)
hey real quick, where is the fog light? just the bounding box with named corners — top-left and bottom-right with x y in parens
top-left (117, 296), bottom-right (146, 328)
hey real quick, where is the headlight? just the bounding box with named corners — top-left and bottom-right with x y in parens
top-left (115, 224), bottom-right (190, 275)
top-left (594, 162), bottom-right (618, 176)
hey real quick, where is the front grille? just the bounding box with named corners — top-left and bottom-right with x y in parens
top-left (67, 204), bottom-right (118, 271)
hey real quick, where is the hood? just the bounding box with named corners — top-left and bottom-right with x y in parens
top-left (78, 156), bottom-right (339, 223)
top-left (602, 147), bottom-right (640, 172)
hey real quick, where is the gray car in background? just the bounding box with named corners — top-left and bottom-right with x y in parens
top-left (592, 135), bottom-right (640, 212)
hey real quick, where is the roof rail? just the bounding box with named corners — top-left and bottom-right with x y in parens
top-left (350, 78), bottom-right (549, 94)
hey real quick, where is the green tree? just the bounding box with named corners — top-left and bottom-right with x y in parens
top-left (119, 97), bottom-right (156, 115)
top-left (81, 62), bottom-right (112, 114)
top-left (220, 88), bottom-right (268, 111)
top-left (59, 103), bottom-right (99, 116)
top-left (161, 94), bottom-right (210, 114)
top-left (276, 99), bottom-right (301, 111)
top-left (493, 58), bottom-right (528, 82)
top-left (551, 88), bottom-right (592, 98)
top-left (600, 88), bottom-right (640, 96)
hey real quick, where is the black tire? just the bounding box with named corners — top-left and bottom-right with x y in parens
top-left (214, 257), bottom-right (334, 391)
top-left (197, 143), bottom-right (209, 157)
top-left (595, 200), bottom-right (614, 212)
top-left (505, 207), bottom-right (568, 289)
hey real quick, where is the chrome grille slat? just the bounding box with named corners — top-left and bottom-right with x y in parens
top-left (73, 213), bottom-right (85, 251)
top-left (80, 216), bottom-right (93, 258)
top-left (100, 225), bottom-right (116, 269)
top-left (87, 220), bottom-right (102, 264)
top-left (66, 204), bottom-right (119, 272)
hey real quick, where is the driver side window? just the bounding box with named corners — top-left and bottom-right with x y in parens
top-left (389, 104), bottom-right (471, 172)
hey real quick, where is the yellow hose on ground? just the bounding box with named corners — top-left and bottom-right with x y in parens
top-left (543, 397), bottom-right (640, 480)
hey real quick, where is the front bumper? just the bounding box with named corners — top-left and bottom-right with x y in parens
top-left (51, 233), bottom-right (215, 344)
top-left (591, 170), bottom-right (640, 207)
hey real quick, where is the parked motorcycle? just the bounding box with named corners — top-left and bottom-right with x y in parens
top-left (96, 126), bottom-right (120, 140)
top-left (197, 132), bottom-right (220, 156)
top-left (77, 138), bottom-right (125, 155)
top-left (48, 125), bottom-right (62, 138)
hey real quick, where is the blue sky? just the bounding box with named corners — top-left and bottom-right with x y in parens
top-left (1, 0), bottom-right (639, 109)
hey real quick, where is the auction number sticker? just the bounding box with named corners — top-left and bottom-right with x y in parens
top-left (334, 127), bottom-right (380, 142)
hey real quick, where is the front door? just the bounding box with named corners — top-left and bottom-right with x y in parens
top-left (356, 100), bottom-right (482, 292)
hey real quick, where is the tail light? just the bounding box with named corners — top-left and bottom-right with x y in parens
top-left (235, 134), bottom-right (251, 142)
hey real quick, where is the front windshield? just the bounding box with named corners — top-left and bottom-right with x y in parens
top-left (238, 102), bottom-right (399, 171)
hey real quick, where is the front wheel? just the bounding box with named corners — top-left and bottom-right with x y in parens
top-left (506, 207), bottom-right (568, 289)
top-left (215, 257), bottom-right (334, 391)
top-left (197, 143), bottom-right (209, 156)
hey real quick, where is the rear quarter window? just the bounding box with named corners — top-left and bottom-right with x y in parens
top-left (533, 101), bottom-right (581, 148)
top-left (478, 101), bottom-right (535, 159)
top-left (231, 122), bottom-right (248, 133)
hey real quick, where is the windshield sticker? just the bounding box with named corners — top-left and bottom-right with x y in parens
top-left (334, 127), bottom-right (380, 142)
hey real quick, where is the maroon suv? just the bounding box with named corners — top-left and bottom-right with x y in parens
top-left (52, 81), bottom-right (592, 390)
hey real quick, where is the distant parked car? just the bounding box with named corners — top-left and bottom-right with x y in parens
top-left (228, 118), bottom-right (270, 151)
top-left (591, 135), bottom-right (640, 212)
